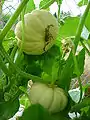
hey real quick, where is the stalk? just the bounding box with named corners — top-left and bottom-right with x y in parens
top-left (0, 54), bottom-right (11, 77)
top-left (10, 45), bottom-right (18, 61)
top-left (57, 0), bottom-right (61, 23)
top-left (64, 1), bottom-right (90, 94)
top-left (72, 48), bottom-right (82, 103)
top-left (15, 6), bottom-right (25, 65)
top-left (70, 1), bottom-right (90, 102)
top-left (74, 1), bottom-right (90, 51)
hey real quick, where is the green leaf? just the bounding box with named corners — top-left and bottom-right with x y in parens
top-left (78, 0), bottom-right (88, 6)
top-left (25, 62), bottom-right (42, 76)
top-left (41, 72), bottom-right (52, 83)
top-left (0, 69), bottom-right (3, 76)
top-left (56, 0), bottom-right (62, 4)
top-left (2, 40), bottom-right (13, 52)
top-left (20, 104), bottom-right (53, 120)
top-left (0, 97), bottom-right (19, 120)
top-left (71, 97), bottom-right (90, 113)
top-left (52, 112), bottom-right (70, 120)
top-left (71, 48), bottom-right (85, 79)
top-left (25, 0), bottom-right (35, 13)
top-left (40, 45), bottom-right (60, 76)
top-left (23, 55), bottom-right (42, 76)
top-left (1, 0), bottom-right (5, 5)
top-left (4, 29), bottom-right (15, 39)
top-left (14, 50), bottom-right (25, 69)
top-left (2, 30), bottom-right (15, 51)
top-left (85, 11), bottom-right (90, 31)
top-left (0, 78), bottom-right (4, 102)
top-left (76, 48), bottom-right (85, 75)
top-left (20, 94), bottom-right (30, 109)
top-left (52, 58), bottom-right (60, 83)
top-left (60, 17), bottom-right (80, 38)
top-left (39, 0), bottom-right (50, 8)
top-left (58, 52), bottom-right (74, 91)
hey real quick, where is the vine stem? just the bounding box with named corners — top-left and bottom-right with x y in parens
top-left (74, 1), bottom-right (90, 51)
top-left (15, 6), bottom-right (26, 65)
top-left (57, 0), bottom-right (61, 23)
top-left (73, 1), bottom-right (90, 102)
top-left (66, 1), bottom-right (90, 100)
top-left (10, 45), bottom-right (18, 61)
top-left (0, 0), bottom-right (29, 43)
top-left (0, 54), bottom-right (11, 77)
top-left (72, 48), bottom-right (82, 103)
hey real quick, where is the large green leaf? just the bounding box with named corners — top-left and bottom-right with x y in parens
top-left (40, 45), bottom-right (60, 79)
top-left (23, 54), bottom-right (42, 76)
top-left (39, 0), bottom-right (55, 9)
top-left (59, 17), bottom-right (80, 38)
top-left (25, 0), bottom-right (35, 13)
top-left (39, 0), bottom-right (50, 8)
top-left (52, 112), bottom-right (70, 120)
top-left (71, 97), bottom-right (90, 113)
top-left (78, 0), bottom-right (88, 6)
top-left (58, 52), bottom-right (74, 91)
top-left (20, 104), bottom-right (53, 120)
top-left (2, 30), bottom-right (15, 51)
top-left (0, 97), bottom-right (19, 120)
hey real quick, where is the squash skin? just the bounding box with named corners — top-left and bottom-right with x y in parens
top-left (15, 10), bottom-right (58, 55)
top-left (28, 82), bottom-right (68, 113)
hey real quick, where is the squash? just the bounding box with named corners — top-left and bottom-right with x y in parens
top-left (28, 82), bottom-right (68, 113)
top-left (15, 9), bottom-right (58, 55)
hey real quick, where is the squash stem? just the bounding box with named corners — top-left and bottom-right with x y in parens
top-left (74, 1), bottom-right (90, 51)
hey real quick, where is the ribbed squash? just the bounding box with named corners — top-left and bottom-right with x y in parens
top-left (28, 82), bottom-right (68, 113)
top-left (15, 10), bottom-right (58, 55)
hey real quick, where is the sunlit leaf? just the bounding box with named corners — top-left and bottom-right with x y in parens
top-left (20, 94), bottom-right (30, 109)
top-left (58, 52), bottom-right (74, 91)
top-left (25, 0), bottom-right (35, 13)
top-left (59, 17), bottom-right (80, 38)
top-left (39, 0), bottom-right (50, 8)
top-left (78, 0), bottom-right (88, 6)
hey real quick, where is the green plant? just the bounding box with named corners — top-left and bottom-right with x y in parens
top-left (0, 0), bottom-right (90, 120)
